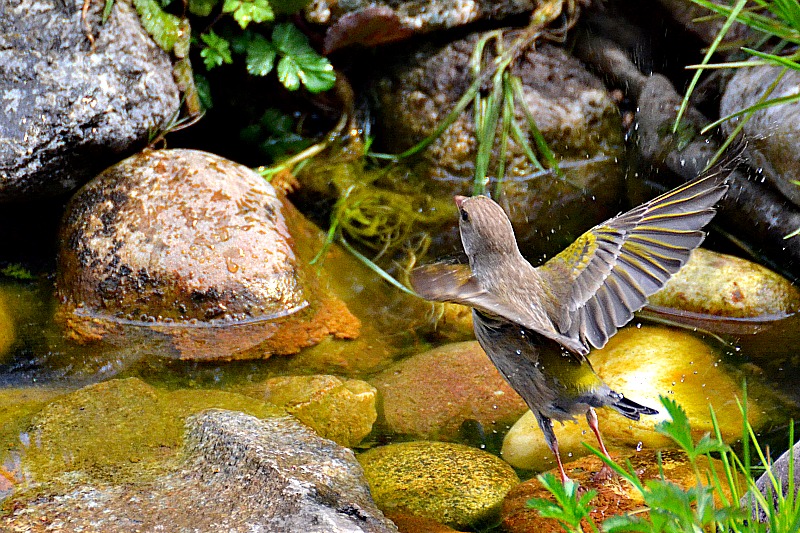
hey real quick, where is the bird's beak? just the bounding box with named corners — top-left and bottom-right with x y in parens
top-left (454, 195), bottom-right (467, 209)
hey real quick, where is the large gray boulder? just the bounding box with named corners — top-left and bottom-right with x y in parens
top-left (0, 0), bottom-right (180, 201)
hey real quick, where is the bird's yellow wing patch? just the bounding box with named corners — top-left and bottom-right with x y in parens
top-left (537, 170), bottom-right (729, 351)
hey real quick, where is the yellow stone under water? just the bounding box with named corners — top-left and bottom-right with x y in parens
top-left (502, 325), bottom-right (775, 471)
top-left (359, 441), bottom-right (519, 530)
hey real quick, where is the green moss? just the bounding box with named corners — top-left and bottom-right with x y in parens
top-left (19, 378), bottom-right (283, 485)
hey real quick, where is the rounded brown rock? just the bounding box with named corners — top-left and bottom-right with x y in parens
top-left (56, 149), bottom-right (360, 360)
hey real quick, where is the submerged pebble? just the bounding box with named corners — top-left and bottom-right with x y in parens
top-left (370, 341), bottom-right (527, 440)
top-left (358, 441), bottom-right (518, 530)
top-left (238, 374), bottom-right (377, 447)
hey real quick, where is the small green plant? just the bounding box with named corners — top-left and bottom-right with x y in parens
top-left (0, 264), bottom-right (34, 280)
top-left (527, 393), bottom-right (800, 532)
top-left (192, 1), bottom-right (335, 94)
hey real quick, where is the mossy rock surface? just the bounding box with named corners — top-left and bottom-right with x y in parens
top-left (359, 441), bottom-right (518, 529)
top-left (18, 377), bottom-right (282, 485)
top-left (238, 374), bottom-right (377, 447)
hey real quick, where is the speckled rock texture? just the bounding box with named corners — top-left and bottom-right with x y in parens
top-left (370, 341), bottom-right (527, 440)
top-left (721, 66), bottom-right (800, 207)
top-left (56, 149), bottom-right (360, 360)
top-left (649, 248), bottom-right (800, 317)
top-left (306, 0), bottom-right (540, 32)
top-left (358, 441), bottom-right (519, 529)
top-left (3, 409), bottom-right (398, 532)
top-left (239, 374), bottom-right (378, 447)
top-left (375, 35), bottom-right (625, 257)
top-left (0, 0), bottom-right (180, 201)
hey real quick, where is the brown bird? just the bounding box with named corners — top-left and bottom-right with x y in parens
top-left (411, 172), bottom-right (729, 483)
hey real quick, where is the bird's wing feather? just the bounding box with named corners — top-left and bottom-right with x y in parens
top-left (410, 263), bottom-right (588, 355)
top-left (536, 171), bottom-right (729, 351)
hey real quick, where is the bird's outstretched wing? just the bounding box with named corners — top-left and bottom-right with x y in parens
top-left (536, 171), bottom-right (729, 351)
top-left (411, 263), bottom-right (588, 354)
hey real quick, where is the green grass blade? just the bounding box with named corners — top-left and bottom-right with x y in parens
top-left (339, 237), bottom-right (419, 297)
top-left (676, 0), bottom-right (749, 132)
top-left (510, 76), bottom-right (564, 178)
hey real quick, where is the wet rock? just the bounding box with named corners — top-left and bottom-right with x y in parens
top-left (655, 0), bottom-right (751, 46)
top-left (13, 377), bottom-right (282, 485)
top-left (745, 439), bottom-right (800, 522)
top-left (0, 0), bottom-right (180, 201)
top-left (721, 66), bottom-right (800, 207)
top-left (358, 441), bottom-right (519, 529)
top-left (502, 326), bottom-right (771, 471)
top-left (3, 409), bottom-right (398, 532)
top-left (239, 374), bottom-right (377, 447)
top-left (371, 341), bottom-right (528, 440)
top-left (375, 36), bottom-right (625, 257)
top-left (56, 149), bottom-right (360, 361)
top-left (384, 511), bottom-right (459, 533)
top-left (306, 0), bottom-right (539, 39)
top-left (649, 248), bottom-right (800, 317)
top-left (633, 72), bottom-right (800, 279)
top-left (502, 452), bottom-right (739, 532)
top-left (0, 289), bottom-right (14, 362)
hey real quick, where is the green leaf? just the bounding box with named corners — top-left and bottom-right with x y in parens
top-left (223, 0), bottom-right (274, 29)
top-left (276, 55), bottom-right (301, 90)
top-left (271, 23), bottom-right (335, 92)
top-left (272, 22), bottom-right (314, 55)
top-left (188, 0), bottom-right (219, 16)
top-left (200, 31), bottom-right (233, 69)
top-left (194, 73), bottom-right (213, 110)
top-left (655, 395), bottom-right (697, 455)
top-left (246, 34), bottom-right (277, 76)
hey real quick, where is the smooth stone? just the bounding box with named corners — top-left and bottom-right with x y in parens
top-left (56, 149), bottom-right (360, 360)
top-left (502, 326), bottom-right (770, 471)
top-left (306, 0), bottom-right (538, 36)
top-left (358, 441), bottom-right (519, 530)
top-left (721, 66), bottom-right (800, 207)
top-left (744, 439), bottom-right (800, 522)
top-left (371, 341), bottom-right (528, 440)
top-left (0, 0), bottom-right (179, 201)
top-left (650, 249), bottom-right (800, 317)
top-left (12, 377), bottom-right (282, 485)
top-left (375, 36), bottom-right (625, 258)
top-left (238, 374), bottom-right (377, 447)
top-left (3, 410), bottom-right (397, 532)
top-left (384, 511), bottom-right (459, 533)
top-left (501, 452), bottom-right (739, 533)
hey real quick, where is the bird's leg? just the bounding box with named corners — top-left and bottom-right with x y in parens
top-left (586, 407), bottom-right (614, 481)
top-left (537, 414), bottom-right (570, 484)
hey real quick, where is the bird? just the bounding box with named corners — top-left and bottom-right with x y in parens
top-left (410, 171), bottom-right (729, 483)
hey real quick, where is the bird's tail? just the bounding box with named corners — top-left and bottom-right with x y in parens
top-left (609, 392), bottom-right (658, 421)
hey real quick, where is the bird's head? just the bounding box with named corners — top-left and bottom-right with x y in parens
top-left (454, 195), bottom-right (520, 259)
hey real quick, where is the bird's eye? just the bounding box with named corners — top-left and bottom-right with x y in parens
top-left (460, 209), bottom-right (469, 222)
